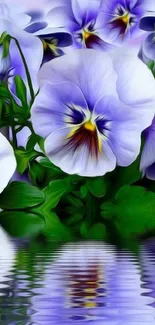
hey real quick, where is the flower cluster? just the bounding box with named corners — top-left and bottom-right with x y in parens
top-left (1, 0), bottom-right (155, 241)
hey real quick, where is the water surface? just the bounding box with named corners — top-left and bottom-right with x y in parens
top-left (0, 230), bottom-right (155, 324)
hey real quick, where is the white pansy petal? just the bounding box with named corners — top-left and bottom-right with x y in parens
top-left (45, 128), bottom-right (116, 177)
top-left (32, 81), bottom-right (89, 138)
top-left (113, 51), bottom-right (155, 106)
top-left (38, 49), bottom-right (117, 108)
top-left (0, 133), bottom-right (16, 193)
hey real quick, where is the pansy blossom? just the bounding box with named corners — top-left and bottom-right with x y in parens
top-left (31, 49), bottom-right (155, 177)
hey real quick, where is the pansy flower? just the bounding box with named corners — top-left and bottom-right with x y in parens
top-left (24, 6), bottom-right (73, 63)
top-left (31, 49), bottom-right (155, 177)
top-left (46, 0), bottom-right (112, 50)
top-left (46, 0), bottom-right (146, 49)
top-left (100, 0), bottom-right (146, 44)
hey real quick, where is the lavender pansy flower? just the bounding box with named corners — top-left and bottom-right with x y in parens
top-left (31, 49), bottom-right (155, 177)
top-left (0, 133), bottom-right (16, 193)
top-left (100, 0), bottom-right (146, 44)
top-left (46, 0), bottom-right (112, 50)
top-left (140, 117), bottom-right (155, 180)
top-left (24, 6), bottom-right (73, 63)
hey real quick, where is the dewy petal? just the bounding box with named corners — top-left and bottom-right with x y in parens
top-left (1, 19), bottom-right (43, 101)
top-left (94, 95), bottom-right (141, 166)
top-left (112, 49), bottom-right (155, 130)
top-left (45, 128), bottom-right (116, 177)
top-left (38, 49), bottom-right (117, 109)
top-left (0, 133), bottom-right (16, 193)
top-left (31, 81), bottom-right (89, 138)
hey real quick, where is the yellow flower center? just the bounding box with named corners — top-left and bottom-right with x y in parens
top-left (84, 121), bottom-right (96, 131)
top-left (121, 13), bottom-right (130, 24)
top-left (83, 29), bottom-right (92, 41)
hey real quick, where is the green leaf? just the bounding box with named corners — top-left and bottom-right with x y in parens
top-left (0, 32), bottom-right (7, 44)
top-left (67, 195), bottom-right (84, 208)
top-left (0, 211), bottom-right (44, 237)
top-left (40, 158), bottom-right (63, 174)
top-left (14, 75), bottom-right (28, 108)
top-left (113, 158), bottom-right (142, 191)
top-left (39, 179), bottom-right (69, 213)
top-left (15, 149), bottom-right (39, 173)
top-left (80, 221), bottom-right (89, 238)
top-left (104, 186), bottom-right (155, 238)
top-left (65, 213), bottom-right (84, 225)
top-left (87, 178), bottom-right (106, 197)
top-left (2, 34), bottom-right (11, 58)
top-left (87, 223), bottom-right (107, 240)
top-left (0, 181), bottom-right (45, 209)
top-left (42, 212), bottom-right (72, 240)
top-left (29, 160), bottom-right (44, 185)
top-left (26, 134), bottom-right (44, 152)
top-left (80, 184), bottom-right (88, 198)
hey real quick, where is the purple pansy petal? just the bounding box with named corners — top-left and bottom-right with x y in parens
top-left (46, 5), bottom-right (73, 28)
top-left (25, 10), bottom-right (44, 22)
top-left (38, 50), bottom-right (117, 109)
top-left (0, 1), bottom-right (32, 28)
top-left (141, 33), bottom-right (155, 62)
top-left (31, 81), bottom-right (89, 138)
top-left (111, 50), bottom-right (155, 129)
top-left (42, 47), bottom-right (64, 64)
top-left (38, 29), bottom-right (73, 47)
top-left (109, 120), bottom-right (141, 166)
top-left (9, 126), bottom-right (31, 149)
top-left (140, 120), bottom-right (155, 179)
top-left (85, 33), bottom-right (114, 50)
top-left (145, 164), bottom-right (155, 180)
top-left (94, 95), bottom-right (141, 166)
top-left (12, 13), bottom-right (31, 29)
top-left (25, 21), bottom-right (48, 33)
top-left (45, 128), bottom-right (116, 177)
top-left (140, 16), bottom-right (155, 31)
top-left (71, 0), bottom-right (101, 26)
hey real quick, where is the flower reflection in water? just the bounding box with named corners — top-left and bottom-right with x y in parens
top-left (31, 242), bottom-right (155, 325)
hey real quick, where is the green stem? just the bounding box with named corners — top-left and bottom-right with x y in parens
top-left (11, 37), bottom-right (35, 104)
top-left (12, 125), bottom-right (17, 149)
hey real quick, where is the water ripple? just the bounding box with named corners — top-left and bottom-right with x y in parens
top-left (0, 233), bottom-right (155, 324)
